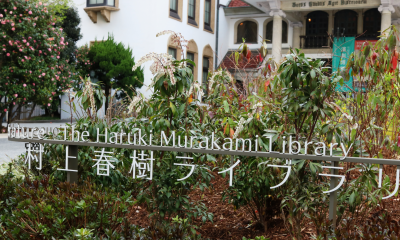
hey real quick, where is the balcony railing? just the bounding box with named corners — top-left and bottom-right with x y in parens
top-left (300, 35), bottom-right (331, 49)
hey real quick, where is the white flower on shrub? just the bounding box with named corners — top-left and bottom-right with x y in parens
top-left (133, 52), bottom-right (177, 84)
top-left (208, 70), bottom-right (234, 89)
top-left (132, 31), bottom-right (189, 86)
top-left (82, 78), bottom-right (96, 112)
top-left (128, 95), bottom-right (142, 114)
top-left (248, 102), bottom-right (263, 118)
top-left (187, 81), bottom-right (203, 98)
top-left (156, 30), bottom-right (188, 53)
top-left (233, 117), bottom-right (245, 139)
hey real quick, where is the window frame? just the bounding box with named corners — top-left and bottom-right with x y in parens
top-left (202, 57), bottom-right (210, 98)
top-left (188, 0), bottom-right (196, 20)
top-left (169, 0), bottom-right (181, 20)
top-left (187, 52), bottom-right (195, 73)
top-left (334, 10), bottom-right (358, 37)
top-left (204, 0), bottom-right (211, 26)
top-left (86, 0), bottom-right (115, 7)
top-left (306, 11), bottom-right (329, 36)
top-left (168, 47), bottom-right (177, 59)
top-left (187, 52), bottom-right (195, 63)
top-left (170, 0), bottom-right (178, 13)
top-left (237, 20), bottom-right (258, 44)
top-left (264, 20), bottom-right (288, 44)
top-left (362, 9), bottom-right (381, 39)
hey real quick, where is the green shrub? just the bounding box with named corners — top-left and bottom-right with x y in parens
top-left (0, 177), bottom-right (134, 239)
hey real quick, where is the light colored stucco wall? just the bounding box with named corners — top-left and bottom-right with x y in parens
top-left (72, 0), bottom-right (217, 98)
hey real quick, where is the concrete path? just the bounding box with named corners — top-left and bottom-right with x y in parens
top-left (0, 123), bottom-right (70, 164)
top-left (0, 138), bottom-right (26, 164)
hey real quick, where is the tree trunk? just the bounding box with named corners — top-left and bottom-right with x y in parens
top-left (0, 111), bottom-right (6, 133)
top-left (28, 103), bottom-right (37, 119)
top-left (11, 105), bottom-right (22, 122)
top-left (7, 103), bottom-right (14, 125)
top-left (105, 84), bottom-right (110, 113)
top-left (45, 105), bottom-right (50, 116)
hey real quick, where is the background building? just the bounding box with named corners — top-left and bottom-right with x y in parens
top-left (62, 0), bottom-right (400, 118)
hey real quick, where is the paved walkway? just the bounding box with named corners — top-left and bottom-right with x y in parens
top-left (0, 138), bottom-right (25, 164)
top-left (0, 123), bottom-right (70, 164)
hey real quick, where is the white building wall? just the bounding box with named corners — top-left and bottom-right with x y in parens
top-left (72, 0), bottom-right (218, 98)
top-left (61, 92), bottom-right (106, 120)
top-left (216, 0), bottom-right (230, 67)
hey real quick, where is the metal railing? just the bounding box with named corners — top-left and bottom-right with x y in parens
top-left (7, 129), bottom-right (400, 228)
top-left (300, 35), bottom-right (331, 49)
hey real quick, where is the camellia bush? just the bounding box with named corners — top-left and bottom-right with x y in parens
top-left (0, 0), bottom-right (74, 130)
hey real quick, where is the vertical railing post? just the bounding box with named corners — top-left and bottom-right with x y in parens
top-left (67, 145), bottom-right (79, 184)
top-left (329, 161), bottom-right (339, 228)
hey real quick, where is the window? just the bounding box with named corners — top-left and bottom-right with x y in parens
top-left (188, 0), bottom-right (197, 26)
top-left (84, 0), bottom-right (118, 23)
top-left (186, 40), bottom-right (199, 80)
top-left (306, 11), bottom-right (329, 36)
top-left (237, 21), bottom-right (257, 43)
top-left (202, 57), bottom-right (210, 96)
top-left (204, 0), bottom-right (212, 31)
top-left (168, 48), bottom-right (177, 59)
top-left (265, 20), bottom-right (288, 43)
top-left (170, 0), bottom-right (180, 20)
top-left (170, 0), bottom-right (178, 12)
top-left (334, 10), bottom-right (358, 36)
top-left (87, 0), bottom-right (114, 7)
top-left (363, 9), bottom-right (381, 39)
top-left (189, 0), bottom-right (195, 19)
top-left (187, 52), bottom-right (195, 69)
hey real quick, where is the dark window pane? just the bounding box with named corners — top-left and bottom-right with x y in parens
top-left (189, 0), bottom-right (195, 19)
top-left (203, 57), bottom-right (209, 68)
top-left (203, 57), bottom-right (209, 97)
top-left (237, 21), bottom-right (257, 43)
top-left (334, 10), bottom-right (358, 36)
top-left (170, 0), bottom-right (178, 12)
top-left (265, 20), bottom-right (287, 43)
top-left (363, 9), bottom-right (380, 39)
top-left (306, 11), bottom-right (329, 36)
top-left (169, 48), bottom-right (177, 59)
top-left (205, 0), bottom-right (211, 25)
top-left (266, 21), bottom-right (273, 42)
top-left (88, 0), bottom-right (110, 6)
top-left (89, 0), bottom-right (104, 4)
top-left (282, 21), bottom-right (288, 43)
top-left (187, 52), bottom-right (195, 69)
top-left (187, 52), bottom-right (195, 61)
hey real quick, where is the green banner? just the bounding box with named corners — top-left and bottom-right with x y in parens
top-left (332, 37), bottom-right (355, 92)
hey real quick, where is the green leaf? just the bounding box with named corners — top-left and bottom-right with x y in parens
top-left (349, 192), bottom-right (356, 205)
top-left (351, 128), bottom-right (357, 142)
top-left (207, 155), bottom-right (217, 162)
top-left (223, 100), bottom-right (230, 113)
top-left (327, 131), bottom-right (333, 143)
top-left (310, 69), bottom-right (316, 79)
top-left (389, 34), bottom-right (396, 50)
top-left (170, 102), bottom-right (177, 116)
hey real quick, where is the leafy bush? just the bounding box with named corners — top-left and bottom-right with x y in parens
top-left (0, 177), bottom-right (135, 239)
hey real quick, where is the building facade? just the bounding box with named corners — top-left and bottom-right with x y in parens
top-left (72, 0), bottom-right (220, 95)
top-left (222, 0), bottom-right (400, 62)
top-left (62, 0), bottom-right (400, 118)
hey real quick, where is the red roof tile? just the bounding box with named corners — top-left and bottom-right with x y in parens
top-left (220, 50), bottom-right (261, 70)
top-left (228, 0), bottom-right (250, 7)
